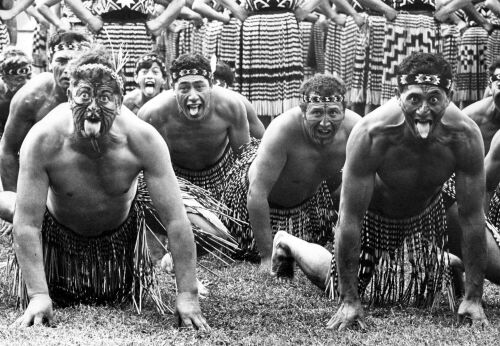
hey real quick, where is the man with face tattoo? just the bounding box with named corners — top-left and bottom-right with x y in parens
top-left (269, 52), bottom-right (489, 330)
top-left (123, 52), bottom-right (168, 115)
top-left (9, 47), bottom-right (210, 330)
top-left (463, 57), bottom-right (500, 154)
top-left (220, 74), bottom-right (361, 265)
top-left (0, 48), bottom-right (32, 138)
top-left (138, 53), bottom-right (250, 199)
top-left (0, 30), bottom-right (91, 192)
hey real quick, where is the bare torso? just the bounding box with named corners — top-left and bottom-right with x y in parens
top-left (36, 104), bottom-right (144, 235)
top-left (139, 88), bottom-right (240, 170)
top-left (362, 99), bottom-right (473, 218)
top-left (463, 97), bottom-right (500, 154)
top-left (123, 88), bottom-right (146, 115)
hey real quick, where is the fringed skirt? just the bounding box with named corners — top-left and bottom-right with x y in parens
top-left (192, 23), bottom-right (206, 55)
top-left (11, 189), bottom-right (170, 314)
top-left (455, 26), bottom-right (489, 104)
top-left (324, 17), bottom-right (358, 102)
top-left (299, 21), bottom-right (314, 80)
top-left (173, 145), bottom-right (235, 199)
top-left (94, 22), bottom-right (154, 93)
top-left (236, 12), bottom-right (303, 120)
top-left (440, 23), bottom-right (460, 76)
top-left (202, 20), bottom-right (224, 59)
top-left (221, 139), bottom-right (336, 256)
top-left (0, 22), bottom-right (9, 52)
top-left (487, 186), bottom-right (500, 228)
top-left (218, 18), bottom-right (241, 68)
top-left (308, 20), bottom-right (326, 74)
top-left (177, 20), bottom-right (195, 56)
top-left (32, 23), bottom-right (48, 73)
top-left (350, 14), bottom-right (386, 106)
top-left (327, 192), bottom-right (451, 308)
top-left (381, 14), bottom-right (441, 104)
top-left (487, 30), bottom-right (500, 69)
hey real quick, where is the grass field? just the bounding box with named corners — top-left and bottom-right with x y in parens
top-left (1, 235), bottom-right (500, 346)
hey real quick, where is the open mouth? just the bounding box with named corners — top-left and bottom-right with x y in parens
top-left (414, 119), bottom-right (432, 139)
top-left (83, 119), bottom-right (101, 138)
top-left (144, 80), bottom-right (156, 95)
top-left (187, 103), bottom-right (202, 117)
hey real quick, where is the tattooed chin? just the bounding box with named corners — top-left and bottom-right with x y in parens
top-left (72, 104), bottom-right (115, 138)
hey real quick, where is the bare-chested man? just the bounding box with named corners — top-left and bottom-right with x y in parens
top-left (270, 52), bottom-right (489, 330)
top-left (124, 51), bottom-right (168, 115)
top-left (0, 30), bottom-right (91, 191)
top-left (138, 53), bottom-right (250, 198)
top-left (464, 57), bottom-right (500, 154)
top-left (0, 47), bottom-right (32, 137)
top-left (213, 60), bottom-right (265, 139)
top-left (221, 74), bottom-right (360, 264)
top-left (10, 47), bottom-right (209, 330)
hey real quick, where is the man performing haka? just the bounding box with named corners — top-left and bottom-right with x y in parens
top-left (221, 74), bottom-right (361, 263)
top-left (138, 53), bottom-right (250, 199)
top-left (270, 52), bottom-right (488, 330)
top-left (9, 47), bottom-right (209, 330)
top-left (0, 30), bottom-right (91, 192)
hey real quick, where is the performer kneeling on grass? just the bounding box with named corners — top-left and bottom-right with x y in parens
top-left (8, 47), bottom-right (209, 330)
top-left (271, 52), bottom-right (489, 330)
top-left (221, 73), bottom-right (361, 263)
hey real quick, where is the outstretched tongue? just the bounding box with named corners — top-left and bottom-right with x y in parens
top-left (189, 105), bottom-right (199, 116)
top-left (84, 120), bottom-right (101, 138)
top-left (145, 86), bottom-right (155, 95)
top-left (416, 121), bottom-right (430, 139)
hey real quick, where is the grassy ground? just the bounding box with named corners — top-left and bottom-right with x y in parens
top-left (1, 236), bottom-right (500, 346)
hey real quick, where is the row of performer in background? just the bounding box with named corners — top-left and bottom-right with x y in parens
top-left (3, 0), bottom-right (500, 126)
top-left (3, 26), bottom-right (500, 331)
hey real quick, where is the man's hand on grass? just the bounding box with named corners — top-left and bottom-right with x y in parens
top-left (326, 300), bottom-right (367, 331)
top-left (175, 291), bottom-right (211, 332)
top-left (11, 294), bottom-right (53, 328)
top-left (457, 298), bottom-right (489, 328)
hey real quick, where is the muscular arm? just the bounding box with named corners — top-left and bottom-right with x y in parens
top-left (335, 123), bottom-right (376, 305)
top-left (214, 0), bottom-right (247, 21)
top-left (192, 0), bottom-right (230, 23)
top-left (356, 0), bottom-right (397, 19)
top-left (147, 0), bottom-right (186, 36)
top-left (485, 0), bottom-right (500, 17)
top-left (0, 87), bottom-right (38, 191)
top-left (139, 124), bottom-right (209, 330)
top-left (247, 120), bottom-right (287, 264)
top-left (454, 121), bottom-right (487, 319)
top-left (0, 0), bottom-right (33, 21)
top-left (240, 95), bottom-right (264, 139)
top-left (38, 0), bottom-right (67, 31)
top-left (64, 0), bottom-right (102, 32)
top-left (13, 128), bottom-right (52, 325)
top-left (227, 98), bottom-right (250, 155)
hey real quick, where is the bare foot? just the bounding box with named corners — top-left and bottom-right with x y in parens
top-left (271, 231), bottom-right (295, 280)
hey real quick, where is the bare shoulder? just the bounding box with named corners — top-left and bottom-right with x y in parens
top-left (353, 99), bottom-right (404, 141)
top-left (123, 89), bottom-right (142, 110)
top-left (264, 107), bottom-right (301, 143)
top-left (20, 103), bottom-right (71, 156)
top-left (442, 102), bottom-right (481, 133)
top-left (11, 73), bottom-right (54, 110)
top-left (137, 89), bottom-right (176, 123)
top-left (212, 86), bottom-right (246, 120)
top-left (462, 97), bottom-right (493, 125)
top-left (119, 106), bottom-right (167, 151)
top-left (343, 109), bottom-right (363, 134)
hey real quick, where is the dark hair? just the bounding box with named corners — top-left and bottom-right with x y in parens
top-left (396, 52), bottom-right (452, 93)
top-left (135, 51), bottom-right (167, 77)
top-left (69, 45), bottom-right (124, 94)
top-left (214, 61), bottom-right (234, 86)
top-left (0, 47), bottom-right (31, 75)
top-left (298, 74), bottom-right (346, 112)
top-left (48, 30), bottom-right (91, 53)
top-left (170, 53), bottom-right (212, 85)
top-left (489, 57), bottom-right (500, 75)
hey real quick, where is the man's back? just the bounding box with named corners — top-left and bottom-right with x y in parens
top-left (463, 97), bottom-right (500, 153)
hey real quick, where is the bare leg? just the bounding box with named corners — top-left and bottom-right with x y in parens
top-left (271, 231), bottom-right (332, 289)
top-left (447, 203), bottom-right (500, 286)
top-left (0, 191), bottom-right (16, 223)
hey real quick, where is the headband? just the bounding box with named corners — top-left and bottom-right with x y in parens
top-left (398, 74), bottom-right (452, 91)
top-left (171, 68), bottom-right (212, 84)
top-left (136, 54), bottom-right (167, 75)
top-left (48, 42), bottom-right (91, 57)
top-left (75, 63), bottom-right (124, 91)
top-left (0, 56), bottom-right (31, 76)
top-left (302, 94), bottom-right (344, 103)
top-left (490, 74), bottom-right (500, 83)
